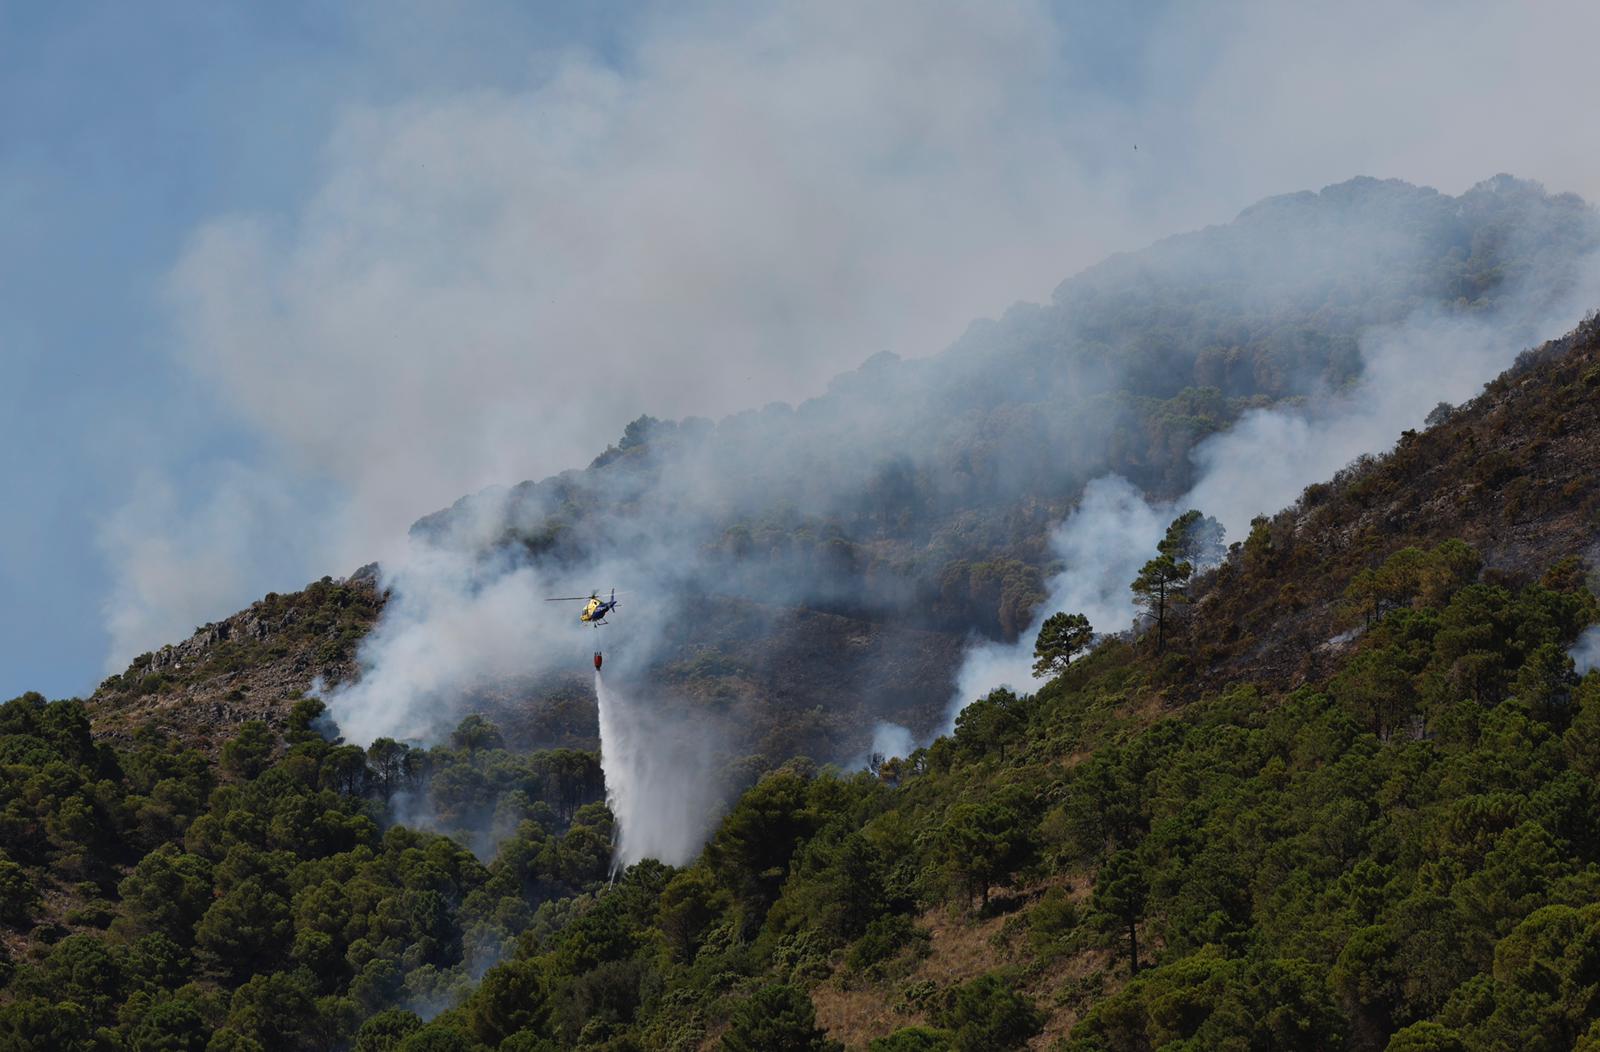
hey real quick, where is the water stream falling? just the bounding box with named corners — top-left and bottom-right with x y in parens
top-left (593, 670), bottom-right (630, 878)
top-left (593, 670), bottom-right (720, 872)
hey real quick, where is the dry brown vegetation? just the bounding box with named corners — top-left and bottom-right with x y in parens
top-left (811, 875), bottom-right (1124, 1051)
top-left (1168, 316), bottom-right (1600, 698)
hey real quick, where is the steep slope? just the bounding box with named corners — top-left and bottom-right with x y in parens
top-left (10, 310), bottom-right (1599, 1051)
top-left (81, 175), bottom-right (1600, 769)
top-left (1179, 312), bottom-right (1600, 696)
top-left (784, 317), bottom-right (1600, 1050)
top-left (84, 572), bottom-right (965, 761)
top-left (558, 314), bottom-right (1599, 1050)
top-left (86, 567), bottom-right (386, 752)
top-left (381, 174), bottom-right (1599, 759)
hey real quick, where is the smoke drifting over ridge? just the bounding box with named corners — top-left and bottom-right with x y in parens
top-left (85, 3), bottom-right (1600, 868)
top-left (121, 0), bottom-right (1113, 672)
top-left (101, 0), bottom-right (1600, 672)
top-left (301, 172), bottom-right (1600, 875)
top-left (950, 231), bottom-right (1600, 722)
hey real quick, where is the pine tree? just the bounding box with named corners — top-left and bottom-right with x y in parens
top-left (1032, 612), bottom-right (1093, 678)
top-left (1131, 517), bottom-right (1196, 654)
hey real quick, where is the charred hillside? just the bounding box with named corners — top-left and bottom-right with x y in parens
top-left (355, 174), bottom-right (1600, 762)
top-left (415, 175), bottom-right (1598, 641)
top-left (1178, 312), bottom-right (1600, 696)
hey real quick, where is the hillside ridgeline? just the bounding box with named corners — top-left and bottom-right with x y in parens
top-left (5, 309), bottom-right (1600, 1049)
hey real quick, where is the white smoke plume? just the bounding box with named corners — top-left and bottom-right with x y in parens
top-left (101, 0), bottom-right (1600, 670)
top-left (1573, 627), bottom-right (1600, 677)
top-left (78, 1), bottom-right (1600, 874)
top-left (313, 484), bottom-right (728, 867)
top-left (1184, 304), bottom-right (1590, 536)
top-left (104, 0), bottom-right (1127, 671)
top-left (320, 544), bottom-right (557, 745)
top-left (847, 720), bottom-right (917, 772)
top-left (869, 721), bottom-right (915, 764)
top-left (945, 476), bottom-right (1163, 727)
top-left (946, 256), bottom-right (1600, 723)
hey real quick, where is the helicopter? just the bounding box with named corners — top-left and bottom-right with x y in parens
top-left (545, 589), bottom-right (619, 669)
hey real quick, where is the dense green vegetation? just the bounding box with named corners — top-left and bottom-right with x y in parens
top-left (7, 533), bottom-right (1597, 1049)
top-left (0, 697), bottom-right (608, 1050)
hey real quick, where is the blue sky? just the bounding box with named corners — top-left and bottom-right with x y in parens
top-left (1, 1), bottom-right (645, 695)
top-left (2, 1), bottom-right (1596, 699)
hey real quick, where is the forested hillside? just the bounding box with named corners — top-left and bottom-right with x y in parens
top-left (90, 175), bottom-right (1600, 768)
top-left (398, 174), bottom-right (1598, 755)
top-left (6, 300), bottom-right (1600, 1047)
top-left (418, 174), bottom-right (1596, 619)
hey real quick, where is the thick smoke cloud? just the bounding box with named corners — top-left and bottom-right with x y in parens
top-left (117, 0), bottom-right (1115, 669)
top-left (320, 545), bottom-right (555, 745)
top-left (85, 1), bottom-right (1600, 867)
top-left (104, 0), bottom-right (1600, 666)
top-left (950, 250), bottom-right (1600, 717)
top-left (314, 495), bottom-right (733, 867)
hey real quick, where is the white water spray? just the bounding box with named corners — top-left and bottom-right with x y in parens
top-left (593, 670), bottom-right (631, 877)
top-left (593, 670), bottom-right (723, 869)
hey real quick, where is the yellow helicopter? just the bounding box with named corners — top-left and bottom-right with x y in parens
top-left (545, 589), bottom-right (619, 668)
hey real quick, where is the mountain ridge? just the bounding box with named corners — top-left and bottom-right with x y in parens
top-left (1178, 314), bottom-right (1600, 700)
top-left (85, 173), bottom-right (1600, 768)
top-left (14, 303), bottom-right (1598, 1050)
top-left (11, 175), bottom-right (1600, 1049)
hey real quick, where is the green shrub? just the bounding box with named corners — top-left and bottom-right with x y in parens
top-left (932, 973), bottom-right (1042, 1052)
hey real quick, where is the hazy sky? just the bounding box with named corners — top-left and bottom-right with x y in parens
top-left (4, 0), bottom-right (1598, 698)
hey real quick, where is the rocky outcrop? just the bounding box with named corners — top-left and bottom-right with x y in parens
top-left (87, 567), bottom-right (386, 752)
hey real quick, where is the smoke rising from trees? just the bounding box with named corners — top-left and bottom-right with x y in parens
top-left (100, 0), bottom-right (1600, 672)
top-left (1574, 627), bottom-right (1600, 677)
top-left (230, 172), bottom-right (1600, 866)
top-left (319, 545), bottom-right (554, 746)
top-left (82, 3), bottom-right (1600, 870)
top-left (951, 238), bottom-right (1600, 719)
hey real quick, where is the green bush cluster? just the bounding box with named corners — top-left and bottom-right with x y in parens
top-left (0, 699), bottom-right (608, 1050)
